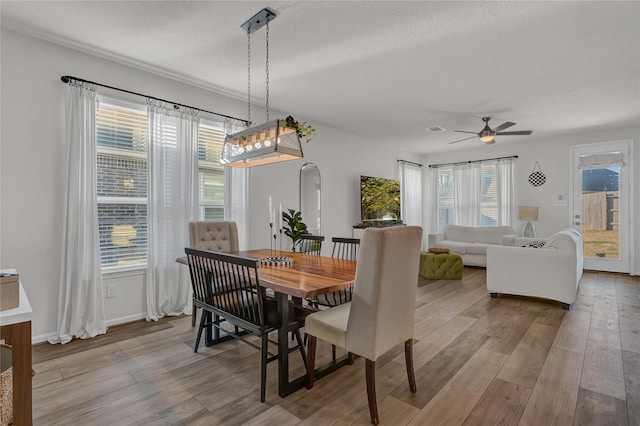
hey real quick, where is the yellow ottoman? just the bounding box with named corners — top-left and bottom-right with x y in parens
top-left (419, 252), bottom-right (463, 280)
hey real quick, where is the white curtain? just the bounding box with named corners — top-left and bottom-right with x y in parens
top-left (224, 119), bottom-right (249, 249)
top-left (146, 101), bottom-right (199, 321)
top-left (495, 157), bottom-right (515, 226)
top-left (454, 163), bottom-right (481, 226)
top-left (50, 84), bottom-right (107, 344)
top-left (428, 167), bottom-right (439, 232)
top-left (399, 161), bottom-right (423, 227)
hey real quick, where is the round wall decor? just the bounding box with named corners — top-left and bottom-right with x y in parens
top-left (528, 162), bottom-right (546, 187)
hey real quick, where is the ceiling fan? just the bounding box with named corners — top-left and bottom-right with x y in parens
top-left (449, 117), bottom-right (533, 145)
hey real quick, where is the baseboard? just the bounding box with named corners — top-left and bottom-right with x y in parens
top-left (32, 332), bottom-right (57, 344)
top-left (32, 312), bottom-right (148, 344)
top-left (105, 312), bottom-right (147, 327)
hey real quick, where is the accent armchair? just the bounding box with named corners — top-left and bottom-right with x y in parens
top-left (487, 228), bottom-right (584, 310)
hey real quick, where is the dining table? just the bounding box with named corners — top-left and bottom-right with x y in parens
top-left (179, 248), bottom-right (357, 398)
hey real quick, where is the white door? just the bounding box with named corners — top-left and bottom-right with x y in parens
top-left (570, 140), bottom-right (633, 273)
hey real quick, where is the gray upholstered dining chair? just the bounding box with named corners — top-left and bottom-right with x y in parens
top-left (188, 221), bottom-right (239, 326)
top-left (304, 226), bottom-right (423, 425)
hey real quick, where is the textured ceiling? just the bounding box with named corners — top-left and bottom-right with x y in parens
top-left (2, 1), bottom-right (639, 154)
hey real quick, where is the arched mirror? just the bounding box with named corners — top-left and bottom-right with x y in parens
top-left (300, 163), bottom-right (321, 235)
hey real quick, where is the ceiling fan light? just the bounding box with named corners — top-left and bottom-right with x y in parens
top-left (480, 135), bottom-right (495, 143)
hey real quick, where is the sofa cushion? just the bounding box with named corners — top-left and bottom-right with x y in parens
top-left (443, 225), bottom-right (516, 244)
top-left (443, 225), bottom-right (473, 242)
top-left (437, 240), bottom-right (467, 255)
top-left (473, 226), bottom-right (517, 244)
top-left (467, 243), bottom-right (489, 255)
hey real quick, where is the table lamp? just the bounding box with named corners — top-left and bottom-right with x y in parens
top-left (518, 206), bottom-right (540, 237)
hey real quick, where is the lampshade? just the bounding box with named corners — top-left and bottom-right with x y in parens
top-left (220, 119), bottom-right (303, 168)
top-left (480, 135), bottom-right (495, 143)
top-left (518, 206), bottom-right (540, 221)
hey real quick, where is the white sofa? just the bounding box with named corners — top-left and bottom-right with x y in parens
top-left (427, 225), bottom-right (518, 267)
top-left (486, 228), bottom-right (584, 310)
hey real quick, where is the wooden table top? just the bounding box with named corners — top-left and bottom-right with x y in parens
top-left (178, 249), bottom-right (357, 300)
top-left (236, 249), bottom-right (356, 299)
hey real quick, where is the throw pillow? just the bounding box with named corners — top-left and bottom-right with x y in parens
top-left (522, 241), bottom-right (546, 248)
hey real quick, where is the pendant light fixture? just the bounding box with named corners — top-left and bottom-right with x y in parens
top-left (220, 8), bottom-right (304, 168)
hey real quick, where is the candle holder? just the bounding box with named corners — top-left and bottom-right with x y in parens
top-left (259, 256), bottom-right (293, 266)
top-left (261, 222), bottom-right (293, 266)
top-left (269, 222), bottom-right (274, 256)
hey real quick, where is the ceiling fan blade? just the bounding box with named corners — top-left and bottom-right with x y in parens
top-left (496, 130), bottom-right (533, 136)
top-left (492, 121), bottom-right (516, 132)
top-left (453, 130), bottom-right (478, 134)
top-left (448, 136), bottom-right (477, 144)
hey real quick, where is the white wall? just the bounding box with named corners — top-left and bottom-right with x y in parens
top-left (421, 128), bottom-right (639, 274)
top-left (0, 29), bottom-right (420, 341)
top-left (246, 125), bottom-right (421, 255)
top-left (2, 29), bottom-right (637, 343)
top-left (0, 29), bottom-right (251, 341)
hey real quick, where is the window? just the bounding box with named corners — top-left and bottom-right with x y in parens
top-left (96, 100), bottom-right (148, 268)
top-left (198, 121), bottom-right (225, 221)
top-left (436, 167), bottom-right (454, 231)
top-left (96, 101), bottom-right (228, 269)
top-left (433, 159), bottom-right (514, 231)
top-left (480, 163), bottom-right (498, 227)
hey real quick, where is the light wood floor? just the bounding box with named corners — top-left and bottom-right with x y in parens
top-left (32, 269), bottom-right (640, 425)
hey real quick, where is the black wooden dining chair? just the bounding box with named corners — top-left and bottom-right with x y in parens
top-left (311, 237), bottom-right (360, 308)
top-left (331, 237), bottom-right (361, 261)
top-left (298, 234), bottom-right (324, 255)
top-left (307, 237), bottom-right (360, 359)
top-left (185, 248), bottom-right (307, 402)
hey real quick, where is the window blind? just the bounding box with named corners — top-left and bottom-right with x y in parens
top-left (198, 122), bottom-right (225, 220)
top-left (96, 102), bottom-right (149, 267)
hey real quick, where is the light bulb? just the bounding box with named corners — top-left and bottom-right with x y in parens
top-left (254, 141), bottom-right (262, 149)
top-left (238, 146), bottom-right (245, 153)
top-left (264, 139), bottom-right (272, 147)
top-left (246, 144), bottom-right (253, 152)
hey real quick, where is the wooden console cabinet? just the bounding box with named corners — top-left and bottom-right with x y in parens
top-left (0, 269), bottom-right (33, 426)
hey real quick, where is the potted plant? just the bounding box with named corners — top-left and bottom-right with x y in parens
top-left (282, 209), bottom-right (309, 251)
top-left (285, 116), bottom-right (316, 143)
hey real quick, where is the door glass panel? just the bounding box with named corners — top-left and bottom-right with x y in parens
top-left (581, 166), bottom-right (620, 259)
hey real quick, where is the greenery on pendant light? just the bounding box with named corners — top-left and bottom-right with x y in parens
top-left (282, 209), bottom-right (309, 251)
top-left (285, 115), bottom-right (316, 143)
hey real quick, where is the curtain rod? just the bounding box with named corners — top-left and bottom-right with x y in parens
top-left (60, 75), bottom-right (250, 125)
top-left (428, 155), bottom-right (518, 168)
top-left (397, 159), bottom-right (423, 167)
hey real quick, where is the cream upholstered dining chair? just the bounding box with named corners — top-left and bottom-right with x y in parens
top-left (305, 226), bottom-right (423, 425)
top-left (188, 221), bottom-right (239, 326)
